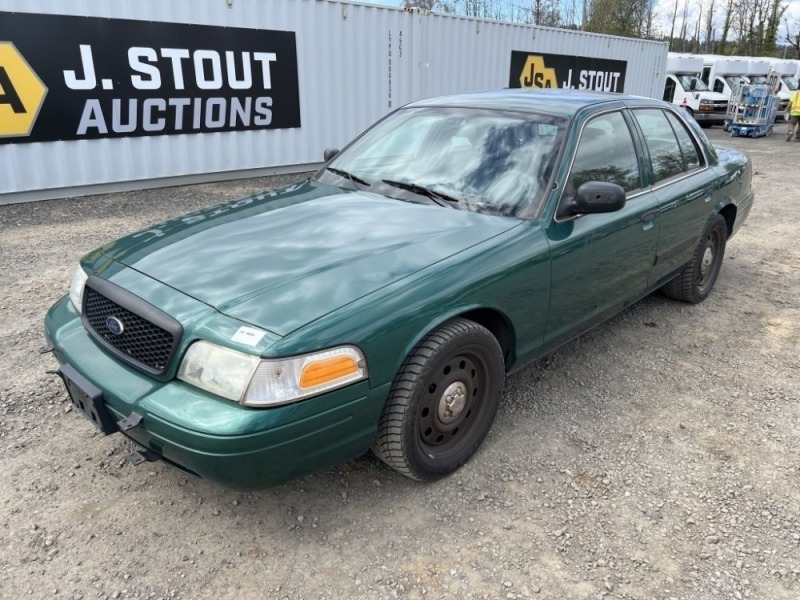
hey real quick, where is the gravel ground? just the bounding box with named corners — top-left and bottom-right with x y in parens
top-left (0, 127), bottom-right (798, 600)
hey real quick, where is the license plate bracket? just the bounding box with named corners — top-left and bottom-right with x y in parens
top-left (58, 364), bottom-right (119, 435)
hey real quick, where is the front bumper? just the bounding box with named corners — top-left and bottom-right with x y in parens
top-left (693, 110), bottom-right (727, 124)
top-left (45, 295), bottom-right (388, 489)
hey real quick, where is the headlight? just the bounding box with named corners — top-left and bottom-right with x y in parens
top-left (178, 342), bottom-right (367, 407)
top-left (699, 99), bottom-right (713, 105)
top-left (177, 341), bottom-right (261, 402)
top-left (243, 346), bottom-right (367, 407)
top-left (69, 266), bottom-right (89, 313)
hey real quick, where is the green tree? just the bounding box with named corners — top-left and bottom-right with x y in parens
top-left (585, 0), bottom-right (655, 37)
top-left (403, 0), bottom-right (439, 9)
top-left (763, 0), bottom-right (787, 54)
top-left (718, 0), bottom-right (735, 53)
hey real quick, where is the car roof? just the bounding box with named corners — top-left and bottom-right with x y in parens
top-left (407, 88), bottom-right (655, 119)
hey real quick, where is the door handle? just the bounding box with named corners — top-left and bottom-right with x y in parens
top-left (687, 187), bottom-right (715, 202)
top-left (640, 210), bottom-right (660, 223)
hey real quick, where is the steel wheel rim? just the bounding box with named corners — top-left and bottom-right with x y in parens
top-left (417, 351), bottom-right (489, 459)
top-left (697, 226), bottom-right (722, 292)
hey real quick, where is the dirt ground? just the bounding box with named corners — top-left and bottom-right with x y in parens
top-left (0, 126), bottom-right (798, 600)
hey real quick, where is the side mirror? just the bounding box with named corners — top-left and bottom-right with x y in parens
top-left (323, 148), bottom-right (339, 162)
top-left (561, 181), bottom-right (626, 218)
top-left (689, 78), bottom-right (697, 91)
top-left (574, 181), bottom-right (626, 213)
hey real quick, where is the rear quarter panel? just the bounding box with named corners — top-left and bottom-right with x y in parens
top-left (714, 146), bottom-right (754, 237)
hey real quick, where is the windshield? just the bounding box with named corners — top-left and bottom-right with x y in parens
top-left (725, 75), bottom-right (749, 88)
top-left (316, 106), bottom-right (568, 218)
top-left (783, 75), bottom-right (798, 91)
top-left (677, 75), bottom-right (709, 91)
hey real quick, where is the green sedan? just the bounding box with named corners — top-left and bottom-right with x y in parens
top-left (44, 89), bottom-right (753, 488)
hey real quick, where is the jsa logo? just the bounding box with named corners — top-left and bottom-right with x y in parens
top-left (519, 55), bottom-right (557, 89)
top-left (0, 42), bottom-right (47, 137)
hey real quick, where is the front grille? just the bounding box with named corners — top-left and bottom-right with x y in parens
top-left (82, 277), bottom-right (183, 377)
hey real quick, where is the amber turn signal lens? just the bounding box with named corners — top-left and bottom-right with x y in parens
top-left (300, 356), bottom-right (359, 389)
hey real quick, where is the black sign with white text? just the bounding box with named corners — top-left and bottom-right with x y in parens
top-left (509, 51), bottom-right (627, 93)
top-left (0, 12), bottom-right (301, 144)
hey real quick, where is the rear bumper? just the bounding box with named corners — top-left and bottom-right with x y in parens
top-left (730, 189), bottom-right (755, 240)
top-left (45, 296), bottom-right (388, 489)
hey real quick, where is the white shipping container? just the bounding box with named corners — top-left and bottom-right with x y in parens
top-left (0, 0), bottom-right (667, 204)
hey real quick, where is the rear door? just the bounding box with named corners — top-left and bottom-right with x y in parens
top-left (629, 108), bottom-right (718, 284)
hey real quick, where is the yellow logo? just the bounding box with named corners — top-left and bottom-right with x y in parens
top-left (0, 42), bottom-right (47, 138)
top-left (519, 55), bottom-right (557, 89)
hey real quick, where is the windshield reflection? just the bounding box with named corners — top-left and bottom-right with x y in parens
top-left (316, 107), bottom-right (568, 218)
top-left (725, 75), bottom-right (749, 88)
top-left (677, 75), bottom-right (709, 91)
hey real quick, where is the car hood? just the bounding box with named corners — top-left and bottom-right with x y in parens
top-left (102, 181), bottom-right (520, 336)
top-left (696, 91), bottom-right (728, 101)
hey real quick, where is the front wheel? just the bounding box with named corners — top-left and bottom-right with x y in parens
top-left (371, 318), bottom-right (505, 481)
top-left (662, 214), bottom-right (727, 304)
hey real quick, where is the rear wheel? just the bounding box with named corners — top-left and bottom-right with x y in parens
top-left (662, 214), bottom-right (727, 304)
top-left (372, 318), bottom-right (505, 481)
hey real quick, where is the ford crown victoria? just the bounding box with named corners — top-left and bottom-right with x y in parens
top-left (44, 90), bottom-right (753, 488)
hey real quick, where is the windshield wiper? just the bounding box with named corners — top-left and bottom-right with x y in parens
top-left (326, 167), bottom-right (370, 187)
top-left (381, 179), bottom-right (460, 208)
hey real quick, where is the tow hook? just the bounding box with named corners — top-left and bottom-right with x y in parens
top-left (127, 449), bottom-right (161, 466)
top-left (117, 411), bottom-right (143, 432)
top-left (117, 412), bottom-right (161, 465)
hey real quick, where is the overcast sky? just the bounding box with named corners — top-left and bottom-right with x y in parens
top-left (366, 0), bottom-right (800, 48)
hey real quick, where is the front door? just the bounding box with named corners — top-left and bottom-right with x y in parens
top-left (542, 109), bottom-right (660, 348)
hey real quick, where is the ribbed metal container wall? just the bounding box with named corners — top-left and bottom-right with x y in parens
top-left (0, 0), bottom-right (667, 203)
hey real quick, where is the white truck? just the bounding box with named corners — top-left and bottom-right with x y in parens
top-left (704, 57), bottom-right (771, 100)
top-left (742, 60), bottom-right (786, 112)
top-left (768, 59), bottom-right (799, 111)
top-left (664, 54), bottom-right (729, 126)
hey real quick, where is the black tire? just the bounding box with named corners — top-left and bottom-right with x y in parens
top-left (371, 318), bottom-right (505, 481)
top-left (662, 214), bottom-right (727, 304)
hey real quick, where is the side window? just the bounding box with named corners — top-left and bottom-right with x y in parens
top-left (665, 111), bottom-right (703, 170)
top-left (568, 111), bottom-right (641, 194)
top-left (632, 109), bottom-right (684, 183)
